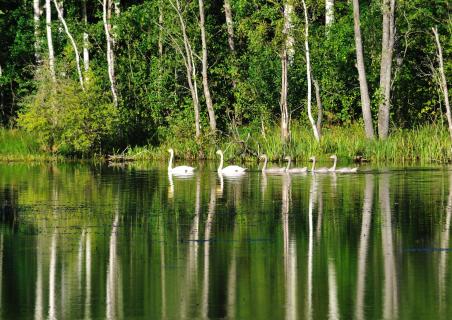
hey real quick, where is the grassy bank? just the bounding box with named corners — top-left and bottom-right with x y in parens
top-left (126, 123), bottom-right (452, 164)
top-left (2, 124), bottom-right (451, 163)
top-left (0, 128), bottom-right (58, 161)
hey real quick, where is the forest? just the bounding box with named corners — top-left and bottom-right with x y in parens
top-left (0, 0), bottom-right (450, 160)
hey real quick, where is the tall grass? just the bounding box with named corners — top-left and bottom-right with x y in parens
top-left (127, 123), bottom-right (452, 164)
top-left (2, 124), bottom-right (450, 163)
top-left (0, 128), bottom-right (55, 161)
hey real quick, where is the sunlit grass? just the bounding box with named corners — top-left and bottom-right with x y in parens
top-left (0, 128), bottom-right (58, 161)
top-left (126, 122), bottom-right (452, 164)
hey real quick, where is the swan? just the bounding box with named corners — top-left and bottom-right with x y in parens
top-left (284, 156), bottom-right (308, 173)
top-left (329, 155), bottom-right (358, 173)
top-left (167, 148), bottom-right (195, 174)
top-left (260, 154), bottom-right (286, 174)
top-left (309, 156), bottom-right (330, 173)
top-left (216, 150), bottom-right (247, 174)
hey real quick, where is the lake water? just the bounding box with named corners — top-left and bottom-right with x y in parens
top-left (0, 162), bottom-right (451, 319)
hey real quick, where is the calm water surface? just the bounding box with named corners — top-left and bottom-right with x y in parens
top-left (0, 162), bottom-right (451, 319)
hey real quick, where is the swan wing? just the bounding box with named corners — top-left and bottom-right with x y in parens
top-left (222, 165), bottom-right (247, 173)
top-left (171, 165), bottom-right (195, 174)
top-left (265, 167), bottom-right (286, 173)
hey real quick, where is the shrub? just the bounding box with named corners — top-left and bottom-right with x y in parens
top-left (18, 68), bottom-right (119, 155)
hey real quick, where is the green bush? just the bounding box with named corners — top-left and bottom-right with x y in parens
top-left (18, 69), bottom-right (119, 155)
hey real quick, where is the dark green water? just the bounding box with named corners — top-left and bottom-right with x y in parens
top-left (0, 162), bottom-right (451, 319)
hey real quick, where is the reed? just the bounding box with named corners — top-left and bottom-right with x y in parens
top-left (127, 123), bottom-right (451, 164)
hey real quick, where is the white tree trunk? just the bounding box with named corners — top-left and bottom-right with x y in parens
top-left (103, 0), bottom-right (118, 106)
top-left (377, 0), bottom-right (395, 139)
top-left (223, 0), bottom-right (235, 52)
top-left (82, 0), bottom-right (89, 72)
top-left (45, 0), bottom-right (56, 81)
top-left (280, 0), bottom-right (295, 143)
top-left (33, 0), bottom-right (42, 63)
top-left (302, 0), bottom-right (320, 142)
top-left (326, 0), bottom-right (334, 27)
top-left (283, 1), bottom-right (295, 64)
top-left (280, 52), bottom-right (290, 143)
top-left (198, 0), bottom-right (217, 133)
top-left (432, 27), bottom-right (452, 141)
top-left (171, 0), bottom-right (201, 138)
top-left (352, 0), bottom-right (374, 139)
top-left (53, 0), bottom-right (84, 91)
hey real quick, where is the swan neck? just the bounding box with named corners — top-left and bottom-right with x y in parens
top-left (332, 158), bottom-right (337, 171)
top-left (262, 157), bottom-right (268, 171)
top-left (286, 158), bottom-right (291, 171)
top-left (168, 151), bottom-right (173, 171)
top-left (311, 158), bottom-right (316, 172)
top-left (218, 152), bottom-right (223, 172)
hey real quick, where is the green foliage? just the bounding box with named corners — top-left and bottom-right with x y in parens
top-left (17, 68), bottom-right (118, 155)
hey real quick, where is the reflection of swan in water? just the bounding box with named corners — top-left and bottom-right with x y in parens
top-left (355, 174), bottom-right (374, 320)
top-left (260, 154), bottom-right (286, 174)
top-left (168, 172), bottom-right (195, 199)
top-left (284, 156), bottom-right (307, 173)
top-left (309, 156), bottom-right (329, 173)
top-left (329, 155), bottom-right (358, 173)
top-left (216, 150), bottom-right (246, 174)
top-left (328, 259), bottom-right (339, 320)
top-left (168, 148), bottom-right (195, 175)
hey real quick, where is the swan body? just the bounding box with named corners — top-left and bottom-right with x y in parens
top-left (284, 156), bottom-right (308, 173)
top-left (329, 155), bottom-right (358, 173)
top-left (309, 156), bottom-right (329, 173)
top-left (260, 154), bottom-right (286, 174)
top-left (168, 149), bottom-right (195, 175)
top-left (216, 150), bottom-right (247, 174)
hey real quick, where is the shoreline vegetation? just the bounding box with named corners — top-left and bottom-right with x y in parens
top-left (1, 2), bottom-right (450, 163)
top-left (2, 123), bottom-right (451, 164)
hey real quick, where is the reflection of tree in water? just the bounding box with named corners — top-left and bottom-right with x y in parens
top-left (0, 187), bottom-right (19, 225)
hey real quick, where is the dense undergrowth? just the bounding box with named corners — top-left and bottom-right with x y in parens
top-left (125, 123), bottom-right (452, 164)
top-left (1, 123), bottom-right (451, 164)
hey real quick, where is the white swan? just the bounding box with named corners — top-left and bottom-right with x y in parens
top-left (260, 154), bottom-right (286, 174)
top-left (284, 156), bottom-right (308, 173)
top-left (309, 156), bottom-right (329, 173)
top-left (329, 155), bottom-right (358, 173)
top-left (216, 150), bottom-right (246, 174)
top-left (168, 148), bottom-right (195, 175)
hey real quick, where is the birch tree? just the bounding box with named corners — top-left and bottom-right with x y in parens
top-left (198, 0), bottom-right (217, 133)
top-left (53, 0), bottom-right (84, 90)
top-left (33, 0), bottom-right (42, 63)
top-left (302, 0), bottom-right (320, 141)
top-left (103, 0), bottom-right (118, 107)
top-left (170, 0), bottom-right (201, 138)
top-left (223, 0), bottom-right (235, 52)
top-left (45, 0), bottom-right (56, 81)
top-left (352, 0), bottom-right (374, 139)
top-left (377, 0), bottom-right (395, 139)
top-left (280, 0), bottom-right (294, 143)
top-left (432, 26), bottom-right (452, 141)
top-left (326, 0), bottom-right (334, 28)
top-left (82, 0), bottom-right (89, 72)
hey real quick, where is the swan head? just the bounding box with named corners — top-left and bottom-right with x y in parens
top-left (259, 154), bottom-right (267, 161)
top-left (330, 155), bottom-right (337, 160)
top-left (284, 156), bottom-right (291, 161)
top-left (216, 150), bottom-right (222, 156)
top-left (168, 148), bottom-right (174, 154)
top-left (309, 156), bottom-right (316, 161)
